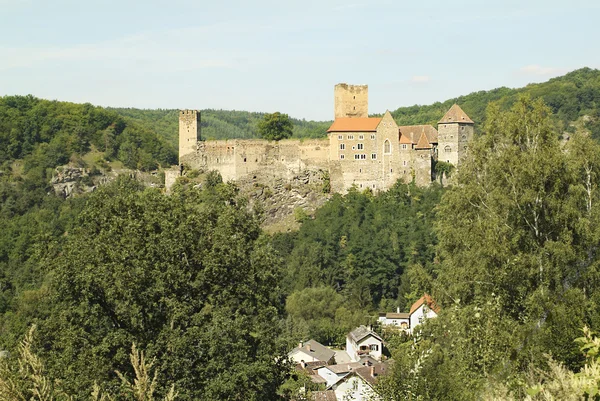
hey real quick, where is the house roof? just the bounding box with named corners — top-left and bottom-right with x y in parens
top-left (398, 125), bottom-right (438, 144)
top-left (348, 325), bottom-right (383, 344)
top-left (311, 390), bottom-right (338, 401)
top-left (399, 133), bottom-right (414, 144)
top-left (409, 294), bottom-right (441, 315)
top-left (415, 131), bottom-right (433, 149)
top-left (322, 361), bottom-right (365, 374)
top-left (295, 360), bottom-right (327, 374)
top-left (438, 104), bottom-right (474, 124)
top-left (290, 339), bottom-right (335, 363)
top-left (384, 312), bottom-right (409, 319)
top-left (354, 362), bottom-right (389, 386)
top-left (327, 117), bottom-right (382, 132)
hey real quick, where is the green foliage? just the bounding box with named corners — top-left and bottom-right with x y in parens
top-left (390, 67), bottom-right (600, 134)
top-left (277, 183), bottom-right (443, 309)
top-left (433, 161), bottom-right (454, 187)
top-left (111, 108), bottom-right (331, 145)
top-left (3, 177), bottom-right (289, 400)
top-left (257, 112), bottom-right (294, 141)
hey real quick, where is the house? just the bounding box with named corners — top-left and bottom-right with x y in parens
top-left (346, 326), bottom-right (384, 362)
top-left (409, 294), bottom-right (441, 333)
top-left (315, 361), bottom-right (368, 387)
top-left (378, 307), bottom-right (410, 330)
top-left (289, 340), bottom-right (336, 365)
top-left (330, 362), bottom-right (388, 401)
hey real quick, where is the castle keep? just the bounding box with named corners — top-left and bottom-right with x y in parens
top-left (176, 84), bottom-right (474, 192)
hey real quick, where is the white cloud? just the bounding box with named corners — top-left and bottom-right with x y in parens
top-left (411, 75), bottom-right (430, 83)
top-left (519, 64), bottom-right (569, 77)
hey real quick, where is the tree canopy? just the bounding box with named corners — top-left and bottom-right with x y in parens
top-left (257, 112), bottom-right (294, 141)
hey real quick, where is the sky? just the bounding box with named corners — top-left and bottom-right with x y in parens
top-left (1, 0), bottom-right (599, 121)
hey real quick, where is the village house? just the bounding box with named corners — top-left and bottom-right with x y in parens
top-left (330, 363), bottom-right (388, 401)
top-left (288, 339), bottom-right (336, 365)
top-left (378, 307), bottom-right (410, 330)
top-left (409, 294), bottom-right (441, 333)
top-left (346, 326), bottom-right (384, 362)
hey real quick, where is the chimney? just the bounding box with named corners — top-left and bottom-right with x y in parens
top-left (305, 343), bottom-right (311, 351)
top-left (371, 366), bottom-right (375, 377)
top-left (397, 306), bottom-right (400, 313)
top-left (298, 341), bottom-right (303, 349)
top-left (300, 360), bottom-right (306, 369)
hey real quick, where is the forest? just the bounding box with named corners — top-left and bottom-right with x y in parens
top-left (1, 68), bottom-right (600, 399)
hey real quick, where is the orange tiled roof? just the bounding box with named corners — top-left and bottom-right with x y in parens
top-left (327, 117), bottom-right (382, 132)
top-left (399, 134), bottom-right (413, 144)
top-left (415, 131), bottom-right (432, 150)
top-left (438, 104), bottom-right (474, 124)
top-left (399, 125), bottom-right (438, 144)
top-left (409, 294), bottom-right (441, 315)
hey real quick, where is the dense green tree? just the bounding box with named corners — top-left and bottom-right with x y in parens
top-left (20, 177), bottom-right (289, 400)
top-left (257, 112), bottom-right (294, 141)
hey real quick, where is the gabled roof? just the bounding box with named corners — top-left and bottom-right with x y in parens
top-left (409, 294), bottom-right (441, 315)
top-left (348, 326), bottom-right (383, 344)
top-left (321, 361), bottom-right (365, 374)
top-left (290, 339), bottom-right (335, 363)
top-left (399, 133), bottom-right (414, 144)
top-left (384, 312), bottom-right (409, 319)
top-left (327, 117), bottom-right (382, 132)
top-left (415, 131), bottom-right (433, 150)
top-left (398, 124), bottom-right (438, 144)
top-left (438, 104), bottom-right (474, 124)
top-left (331, 362), bottom-right (389, 389)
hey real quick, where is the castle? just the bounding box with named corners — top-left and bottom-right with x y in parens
top-left (174, 84), bottom-right (474, 192)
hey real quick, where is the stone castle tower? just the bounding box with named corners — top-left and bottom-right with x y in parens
top-left (437, 104), bottom-right (474, 166)
top-left (179, 110), bottom-right (201, 162)
top-left (334, 83), bottom-right (368, 118)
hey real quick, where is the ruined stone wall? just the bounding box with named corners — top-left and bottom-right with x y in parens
top-left (180, 139), bottom-right (330, 185)
top-left (334, 84), bottom-right (369, 118)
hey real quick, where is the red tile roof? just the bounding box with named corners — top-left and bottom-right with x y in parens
top-left (327, 117), bottom-right (382, 132)
top-left (399, 125), bottom-right (438, 144)
top-left (415, 131), bottom-right (432, 149)
top-left (438, 104), bottom-right (474, 124)
top-left (409, 294), bottom-right (441, 315)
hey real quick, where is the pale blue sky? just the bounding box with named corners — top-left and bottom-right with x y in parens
top-left (1, 0), bottom-right (598, 120)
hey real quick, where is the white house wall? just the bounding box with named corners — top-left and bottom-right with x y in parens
top-left (334, 377), bottom-right (380, 401)
top-left (409, 305), bottom-right (438, 333)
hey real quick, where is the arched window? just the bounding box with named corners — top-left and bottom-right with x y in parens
top-left (444, 145), bottom-right (452, 153)
top-left (384, 140), bottom-right (391, 154)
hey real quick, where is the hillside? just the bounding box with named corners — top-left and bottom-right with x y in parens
top-left (390, 67), bottom-right (600, 138)
top-left (110, 68), bottom-right (600, 146)
top-left (111, 107), bottom-right (332, 147)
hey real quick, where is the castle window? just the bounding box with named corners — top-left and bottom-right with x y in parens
top-left (357, 143), bottom-right (364, 150)
top-left (340, 143), bottom-right (345, 150)
top-left (461, 126), bottom-right (465, 130)
top-left (354, 154), bottom-right (360, 160)
top-left (402, 144), bottom-right (407, 150)
top-left (384, 140), bottom-right (391, 154)
top-left (352, 146), bottom-right (355, 150)
top-left (390, 169), bottom-right (393, 173)
top-left (444, 145), bottom-right (452, 153)
top-left (359, 168), bottom-right (362, 173)
top-left (348, 135), bottom-right (354, 140)
top-left (340, 154), bottom-right (345, 160)
top-left (359, 135), bottom-right (364, 140)
top-left (361, 154), bottom-right (366, 160)
top-left (338, 135), bottom-right (343, 140)
top-left (462, 135), bottom-right (467, 140)
top-left (371, 134), bottom-right (376, 140)
top-left (403, 160), bottom-right (407, 166)
top-left (371, 153), bottom-right (377, 159)
top-left (244, 157), bottom-right (247, 163)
